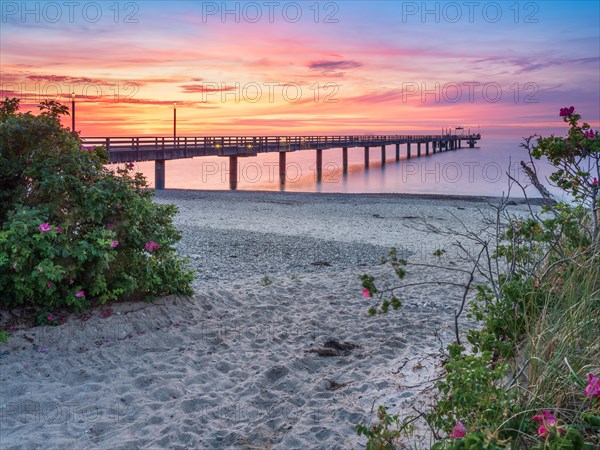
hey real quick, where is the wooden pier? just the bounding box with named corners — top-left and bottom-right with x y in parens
top-left (82, 134), bottom-right (481, 190)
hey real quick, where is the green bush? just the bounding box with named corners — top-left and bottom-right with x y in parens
top-left (427, 345), bottom-right (516, 435)
top-left (0, 98), bottom-right (193, 311)
top-left (355, 107), bottom-right (600, 449)
top-left (432, 430), bottom-right (512, 450)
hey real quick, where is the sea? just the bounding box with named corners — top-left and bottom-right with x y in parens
top-left (129, 138), bottom-right (561, 199)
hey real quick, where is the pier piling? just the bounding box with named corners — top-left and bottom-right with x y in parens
top-left (279, 152), bottom-right (286, 184)
top-left (229, 155), bottom-right (238, 190)
top-left (155, 159), bottom-right (165, 190)
top-left (342, 147), bottom-right (348, 174)
top-left (316, 149), bottom-right (323, 179)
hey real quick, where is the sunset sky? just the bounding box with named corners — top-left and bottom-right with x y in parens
top-left (1, 1), bottom-right (599, 137)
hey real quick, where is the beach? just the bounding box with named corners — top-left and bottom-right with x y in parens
top-left (0, 191), bottom-right (537, 449)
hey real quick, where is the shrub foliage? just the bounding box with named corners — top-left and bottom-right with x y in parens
top-left (356, 108), bottom-right (600, 449)
top-left (0, 98), bottom-right (193, 311)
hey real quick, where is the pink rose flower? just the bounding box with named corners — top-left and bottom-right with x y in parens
top-left (47, 281), bottom-right (53, 288)
top-left (55, 226), bottom-right (63, 234)
top-left (111, 240), bottom-right (119, 248)
top-left (532, 410), bottom-right (557, 426)
top-left (449, 421), bottom-right (466, 438)
top-left (585, 373), bottom-right (600, 398)
top-left (362, 287), bottom-right (371, 299)
top-left (559, 106), bottom-right (575, 117)
top-left (532, 410), bottom-right (563, 437)
top-left (39, 223), bottom-right (52, 232)
top-left (583, 129), bottom-right (595, 139)
top-left (75, 290), bottom-right (85, 298)
top-left (145, 241), bottom-right (160, 252)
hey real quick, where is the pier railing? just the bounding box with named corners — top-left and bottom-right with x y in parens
top-left (82, 134), bottom-right (481, 163)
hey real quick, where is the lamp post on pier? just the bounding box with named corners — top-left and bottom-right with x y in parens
top-left (71, 92), bottom-right (75, 132)
top-left (173, 102), bottom-right (177, 146)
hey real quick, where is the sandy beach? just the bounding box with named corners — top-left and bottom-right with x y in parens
top-left (0, 191), bottom-right (537, 449)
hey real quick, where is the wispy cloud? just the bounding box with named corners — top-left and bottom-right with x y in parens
top-left (180, 84), bottom-right (237, 93)
top-left (308, 60), bottom-right (363, 71)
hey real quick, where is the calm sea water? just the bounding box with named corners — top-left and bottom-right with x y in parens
top-left (130, 138), bottom-right (558, 198)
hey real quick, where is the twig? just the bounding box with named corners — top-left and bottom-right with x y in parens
top-left (401, 375), bottom-right (444, 388)
top-left (391, 359), bottom-right (410, 374)
top-left (505, 359), bottom-right (530, 390)
top-left (396, 262), bottom-right (473, 274)
top-left (454, 247), bottom-right (484, 345)
top-left (412, 406), bottom-right (440, 441)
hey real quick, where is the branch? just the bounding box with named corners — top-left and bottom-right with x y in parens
top-left (520, 161), bottom-right (554, 201)
top-left (454, 247), bottom-right (484, 345)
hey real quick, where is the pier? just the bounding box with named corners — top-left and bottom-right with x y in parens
top-left (82, 134), bottom-right (481, 190)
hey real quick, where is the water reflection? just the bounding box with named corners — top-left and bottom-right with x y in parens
top-left (114, 138), bottom-right (557, 198)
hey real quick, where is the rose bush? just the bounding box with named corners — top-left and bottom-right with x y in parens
top-left (0, 98), bottom-right (193, 312)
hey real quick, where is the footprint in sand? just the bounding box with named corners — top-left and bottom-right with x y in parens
top-left (265, 365), bottom-right (289, 382)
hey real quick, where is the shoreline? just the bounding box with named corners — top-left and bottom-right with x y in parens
top-left (153, 188), bottom-right (553, 206)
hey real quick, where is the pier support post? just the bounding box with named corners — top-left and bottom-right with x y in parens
top-left (342, 147), bottom-right (348, 174)
top-left (407, 143), bottom-right (411, 159)
top-left (433, 142), bottom-right (437, 154)
top-left (381, 145), bottom-right (386, 165)
top-left (155, 159), bottom-right (165, 190)
top-left (417, 142), bottom-right (422, 157)
top-left (316, 149), bottom-right (323, 180)
top-left (364, 146), bottom-right (370, 168)
top-left (395, 143), bottom-right (400, 161)
top-left (279, 151), bottom-right (286, 184)
top-left (426, 141), bottom-right (430, 156)
top-left (229, 155), bottom-right (238, 190)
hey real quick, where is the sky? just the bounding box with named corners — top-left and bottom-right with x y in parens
top-left (1, 0), bottom-right (599, 138)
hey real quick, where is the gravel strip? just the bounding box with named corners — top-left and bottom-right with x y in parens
top-left (175, 225), bottom-right (404, 288)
